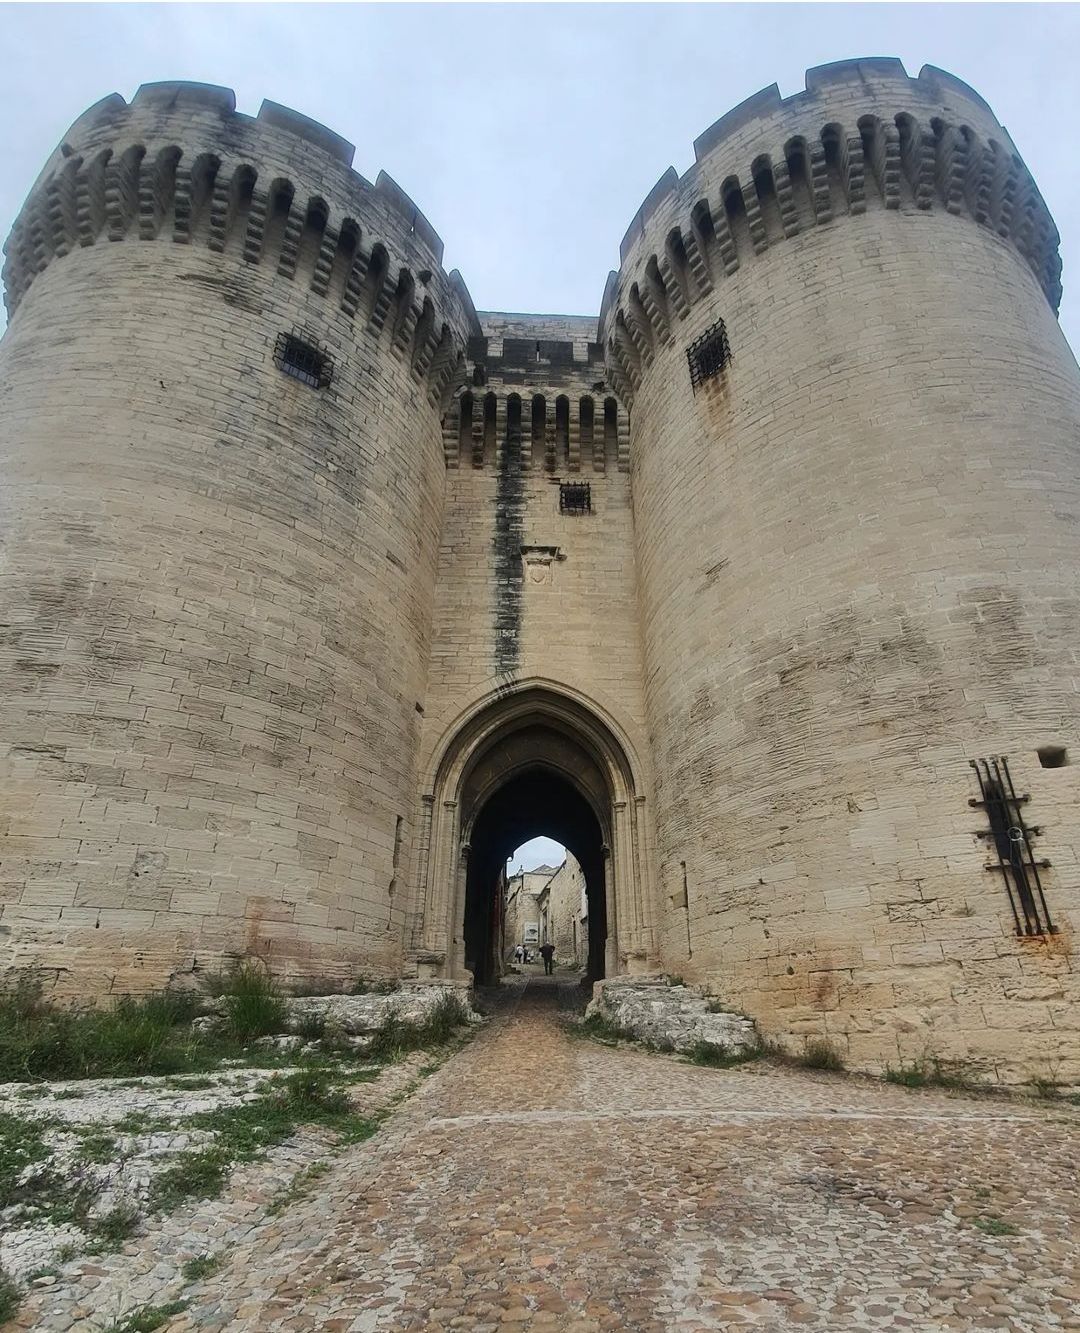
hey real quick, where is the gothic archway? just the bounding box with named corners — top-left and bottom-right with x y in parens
top-left (409, 683), bottom-right (655, 983)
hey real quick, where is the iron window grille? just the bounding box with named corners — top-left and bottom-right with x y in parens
top-left (686, 319), bottom-right (732, 392)
top-left (970, 756), bottom-right (1054, 936)
top-left (274, 332), bottom-right (333, 389)
top-left (559, 482), bottom-right (591, 514)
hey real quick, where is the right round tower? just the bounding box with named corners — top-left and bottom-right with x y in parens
top-left (604, 59), bottom-right (1080, 1085)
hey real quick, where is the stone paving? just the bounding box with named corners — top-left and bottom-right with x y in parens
top-left (9, 974), bottom-right (1080, 1331)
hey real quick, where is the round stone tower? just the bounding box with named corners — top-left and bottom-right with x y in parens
top-left (602, 59), bottom-right (1080, 1083)
top-left (0, 83), bottom-right (477, 995)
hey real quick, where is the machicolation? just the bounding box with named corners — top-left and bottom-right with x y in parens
top-left (2, 58), bottom-right (1080, 1089)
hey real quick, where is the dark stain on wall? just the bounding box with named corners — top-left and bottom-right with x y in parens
top-left (492, 408), bottom-right (525, 675)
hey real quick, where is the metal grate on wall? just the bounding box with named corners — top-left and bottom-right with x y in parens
top-left (559, 482), bottom-right (592, 514)
top-left (970, 757), bottom-right (1054, 936)
top-left (686, 319), bottom-right (731, 392)
top-left (274, 331), bottom-right (333, 389)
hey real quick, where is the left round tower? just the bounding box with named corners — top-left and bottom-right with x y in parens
top-left (0, 82), bottom-right (477, 997)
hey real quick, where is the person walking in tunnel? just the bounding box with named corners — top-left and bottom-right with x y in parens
top-left (539, 941), bottom-right (555, 975)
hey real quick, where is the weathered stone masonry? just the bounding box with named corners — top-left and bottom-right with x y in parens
top-left (3, 60), bottom-right (1080, 1086)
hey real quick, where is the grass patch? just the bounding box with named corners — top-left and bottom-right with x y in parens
top-left (148, 1070), bottom-right (376, 1213)
top-left (882, 1057), bottom-right (991, 1095)
top-left (0, 971), bottom-right (202, 1081)
top-left (0, 960), bottom-right (315, 1084)
top-left (0, 1268), bottom-right (20, 1323)
top-left (972, 1216), bottom-right (1019, 1236)
top-left (181, 1252), bottom-right (224, 1282)
top-left (104, 1301), bottom-right (189, 1333)
top-left (686, 1040), bottom-right (763, 1068)
top-left (797, 1039), bottom-right (845, 1072)
top-left (0, 1111), bottom-right (139, 1237)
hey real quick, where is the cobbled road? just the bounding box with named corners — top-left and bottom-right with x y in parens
top-left (21, 974), bottom-right (1080, 1331)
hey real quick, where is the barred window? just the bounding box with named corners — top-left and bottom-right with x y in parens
top-left (686, 320), bottom-right (731, 392)
top-left (560, 482), bottom-right (591, 514)
top-left (274, 332), bottom-right (333, 389)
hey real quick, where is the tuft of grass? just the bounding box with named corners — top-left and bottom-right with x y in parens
top-left (366, 993), bottom-right (467, 1061)
top-left (350, 978), bottom-right (396, 996)
top-left (293, 1013), bottom-right (327, 1042)
top-left (87, 1203), bottom-right (140, 1253)
top-left (0, 1268), bottom-right (20, 1323)
top-left (972, 1216), bottom-right (1019, 1237)
top-left (575, 1012), bottom-right (629, 1045)
top-left (926, 1058), bottom-right (986, 1094)
top-left (686, 1040), bottom-right (763, 1068)
top-left (0, 1110), bottom-right (53, 1203)
top-left (882, 1057), bottom-right (991, 1095)
top-left (76, 1130), bottom-right (119, 1164)
top-left (1030, 1076), bottom-right (1060, 1100)
top-left (884, 1063), bottom-right (929, 1088)
top-left (268, 1159), bottom-right (331, 1215)
top-left (163, 1075), bottom-right (216, 1091)
top-left (797, 1039), bottom-right (845, 1072)
top-left (181, 1252), bottom-right (223, 1282)
top-left (104, 1300), bottom-right (189, 1333)
top-left (149, 1149), bottom-right (231, 1214)
top-left (219, 960), bottom-right (286, 1043)
top-left (115, 1112), bottom-right (171, 1135)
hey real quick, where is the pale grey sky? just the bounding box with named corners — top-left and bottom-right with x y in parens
top-left (508, 838), bottom-right (566, 873)
top-left (2, 2), bottom-right (1079, 351)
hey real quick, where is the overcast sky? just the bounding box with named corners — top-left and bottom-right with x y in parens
top-left (2, 2), bottom-right (1079, 351)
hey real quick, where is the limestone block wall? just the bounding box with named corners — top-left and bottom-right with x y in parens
top-left (604, 59), bottom-right (1080, 1084)
top-left (0, 83), bottom-right (476, 997)
top-left (545, 854), bottom-right (588, 967)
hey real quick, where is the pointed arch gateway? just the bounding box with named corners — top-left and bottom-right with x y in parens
top-left (410, 683), bottom-right (656, 985)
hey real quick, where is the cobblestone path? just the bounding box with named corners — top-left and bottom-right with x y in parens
top-left (19, 975), bottom-right (1080, 1332)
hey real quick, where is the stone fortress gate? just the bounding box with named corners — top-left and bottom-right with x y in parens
top-left (2, 59), bottom-right (1079, 1086)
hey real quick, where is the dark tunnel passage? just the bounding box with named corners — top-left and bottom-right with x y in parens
top-left (463, 768), bottom-right (607, 986)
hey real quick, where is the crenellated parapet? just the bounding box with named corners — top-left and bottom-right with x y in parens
top-left (441, 312), bottom-right (630, 473)
top-left (599, 59), bottom-right (1062, 407)
top-left (442, 385), bottom-right (630, 475)
top-left (1, 81), bottom-right (480, 408)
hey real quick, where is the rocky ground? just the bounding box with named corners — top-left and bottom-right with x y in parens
top-left (0, 1051), bottom-right (434, 1308)
top-left (5, 971), bottom-right (1080, 1331)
